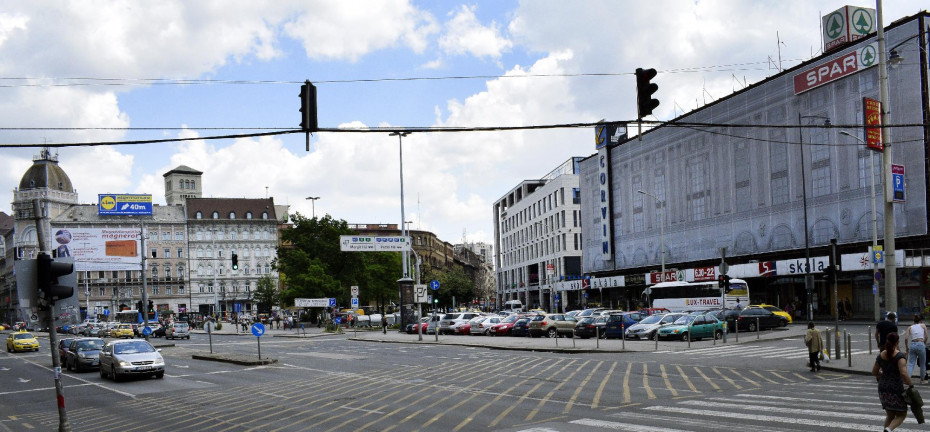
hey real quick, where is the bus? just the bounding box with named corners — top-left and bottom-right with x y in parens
top-left (646, 278), bottom-right (749, 312)
top-left (115, 309), bottom-right (158, 325)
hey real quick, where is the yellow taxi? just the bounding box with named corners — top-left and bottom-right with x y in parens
top-left (6, 331), bottom-right (40, 352)
top-left (111, 324), bottom-right (135, 339)
top-left (751, 304), bottom-right (793, 324)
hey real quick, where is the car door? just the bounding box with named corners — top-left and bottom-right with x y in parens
top-left (691, 315), bottom-right (709, 338)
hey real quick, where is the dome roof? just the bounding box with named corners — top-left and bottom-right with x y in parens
top-left (18, 150), bottom-right (74, 192)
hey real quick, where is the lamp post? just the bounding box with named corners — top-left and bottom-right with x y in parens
top-left (840, 130), bottom-right (882, 321)
top-left (637, 189), bottom-right (666, 279)
top-left (305, 196), bottom-right (320, 218)
top-left (876, 1), bottom-right (899, 315)
top-left (797, 114), bottom-right (830, 321)
top-left (390, 131), bottom-right (410, 330)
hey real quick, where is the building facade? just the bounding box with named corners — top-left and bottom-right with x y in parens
top-left (494, 157), bottom-right (585, 311)
top-left (576, 12), bottom-right (930, 318)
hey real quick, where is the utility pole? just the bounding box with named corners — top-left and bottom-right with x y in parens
top-left (140, 223), bottom-right (150, 340)
top-left (876, 0), bottom-right (898, 315)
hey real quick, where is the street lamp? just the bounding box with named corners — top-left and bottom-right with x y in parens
top-left (305, 196), bottom-right (320, 218)
top-left (390, 131), bottom-right (410, 331)
top-left (636, 190), bottom-right (666, 278)
top-left (797, 114), bottom-right (830, 321)
top-left (840, 130), bottom-right (882, 321)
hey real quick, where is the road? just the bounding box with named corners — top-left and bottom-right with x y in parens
top-left (0, 328), bottom-right (921, 431)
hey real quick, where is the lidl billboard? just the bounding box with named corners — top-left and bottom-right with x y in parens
top-left (98, 194), bottom-right (153, 216)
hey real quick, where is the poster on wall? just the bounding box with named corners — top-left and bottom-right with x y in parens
top-left (50, 227), bottom-right (141, 271)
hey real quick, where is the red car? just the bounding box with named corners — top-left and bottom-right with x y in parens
top-left (453, 322), bottom-right (471, 335)
top-left (488, 314), bottom-right (522, 336)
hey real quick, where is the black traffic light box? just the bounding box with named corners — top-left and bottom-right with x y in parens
top-left (299, 80), bottom-right (318, 132)
top-left (718, 274), bottom-right (731, 292)
top-left (37, 252), bottom-right (74, 304)
top-left (231, 253), bottom-right (239, 270)
top-left (635, 68), bottom-right (660, 119)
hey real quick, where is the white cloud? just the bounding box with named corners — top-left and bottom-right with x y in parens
top-left (439, 5), bottom-right (512, 59)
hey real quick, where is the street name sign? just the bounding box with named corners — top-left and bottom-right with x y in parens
top-left (340, 235), bottom-right (411, 252)
top-left (295, 298), bottom-right (334, 308)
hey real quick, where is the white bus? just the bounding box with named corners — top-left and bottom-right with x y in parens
top-left (646, 278), bottom-right (749, 312)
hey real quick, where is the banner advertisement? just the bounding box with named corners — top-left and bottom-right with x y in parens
top-left (98, 194), bottom-right (153, 216)
top-left (50, 227), bottom-right (141, 271)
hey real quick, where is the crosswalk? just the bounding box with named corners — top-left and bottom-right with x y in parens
top-left (515, 378), bottom-right (926, 432)
top-left (662, 342), bottom-right (872, 360)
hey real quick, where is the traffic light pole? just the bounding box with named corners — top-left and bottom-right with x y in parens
top-left (140, 224), bottom-right (150, 340)
top-left (32, 203), bottom-right (72, 432)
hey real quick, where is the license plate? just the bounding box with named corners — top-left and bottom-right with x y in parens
top-left (136, 366), bottom-right (151, 371)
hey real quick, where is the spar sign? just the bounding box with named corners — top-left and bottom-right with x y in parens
top-left (793, 43), bottom-right (877, 94)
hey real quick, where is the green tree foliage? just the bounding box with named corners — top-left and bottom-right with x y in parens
top-left (275, 213), bottom-right (401, 308)
top-left (426, 266), bottom-right (475, 309)
top-left (253, 275), bottom-right (281, 314)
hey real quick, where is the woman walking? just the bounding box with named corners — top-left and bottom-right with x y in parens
top-left (805, 322), bottom-right (823, 372)
top-left (873, 332), bottom-right (914, 431)
top-left (906, 314), bottom-right (928, 384)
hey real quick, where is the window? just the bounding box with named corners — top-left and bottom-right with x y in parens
top-left (177, 247), bottom-right (183, 258)
top-left (151, 247), bottom-right (157, 258)
top-left (179, 179), bottom-right (184, 189)
top-left (687, 157), bottom-right (707, 220)
top-left (246, 211), bottom-right (253, 219)
top-left (195, 211), bottom-right (202, 219)
top-left (161, 231), bottom-right (169, 241)
top-left (858, 149), bottom-right (880, 189)
top-left (810, 128), bottom-right (831, 197)
top-left (175, 231), bottom-right (183, 241)
top-left (150, 266), bottom-right (158, 278)
top-left (165, 287), bottom-right (172, 295)
top-left (212, 211), bottom-right (219, 219)
top-left (199, 284), bottom-right (206, 294)
top-left (177, 264), bottom-right (184, 277)
top-left (152, 286), bottom-right (160, 295)
top-left (734, 141), bottom-right (750, 209)
top-left (229, 212), bottom-right (236, 219)
top-left (164, 248), bottom-right (170, 258)
top-left (178, 287), bottom-right (184, 295)
top-left (165, 265), bottom-right (171, 279)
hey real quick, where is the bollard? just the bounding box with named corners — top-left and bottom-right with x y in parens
top-left (756, 317), bottom-right (761, 340)
top-left (654, 329), bottom-right (659, 351)
top-left (835, 326), bottom-right (841, 360)
top-left (555, 332), bottom-right (559, 347)
top-left (847, 333), bottom-right (852, 368)
top-left (868, 325), bottom-right (872, 354)
top-left (621, 323), bottom-right (625, 351)
top-left (825, 328), bottom-right (832, 359)
top-left (687, 322), bottom-right (692, 348)
top-left (735, 320), bottom-right (739, 342)
top-left (594, 327), bottom-right (598, 349)
top-left (574, 333), bottom-right (577, 348)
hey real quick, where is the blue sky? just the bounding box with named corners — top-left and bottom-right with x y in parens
top-left (0, 1), bottom-right (926, 246)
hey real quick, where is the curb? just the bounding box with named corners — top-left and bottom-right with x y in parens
top-left (191, 352), bottom-right (278, 366)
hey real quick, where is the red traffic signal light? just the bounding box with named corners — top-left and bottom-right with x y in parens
top-left (299, 80), bottom-right (318, 132)
top-left (635, 68), bottom-right (660, 119)
top-left (37, 252), bottom-right (74, 303)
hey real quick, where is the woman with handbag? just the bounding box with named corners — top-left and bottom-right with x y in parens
top-left (805, 322), bottom-right (823, 372)
top-left (873, 332), bottom-right (914, 431)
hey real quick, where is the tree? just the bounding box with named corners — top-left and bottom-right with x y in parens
top-left (253, 275), bottom-right (280, 314)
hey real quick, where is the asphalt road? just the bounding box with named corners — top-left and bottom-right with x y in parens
top-left (0, 328), bottom-right (923, 431)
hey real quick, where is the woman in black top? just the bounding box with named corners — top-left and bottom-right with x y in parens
top-left (873, 332), bottom-right (914, 431)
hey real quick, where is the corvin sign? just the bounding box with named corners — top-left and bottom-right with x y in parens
top-left (793, 43), bottom-right (877, 94)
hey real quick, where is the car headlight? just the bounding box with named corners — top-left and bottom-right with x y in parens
top-left (118, 361), bottom-right (132, 367)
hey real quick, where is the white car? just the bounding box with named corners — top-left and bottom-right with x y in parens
top-left (438, 312), bottom-right (481, 335)
top-left (469, 316), bottom-right (501, 335)
top-left (624, 313), bottom-right (685, 340)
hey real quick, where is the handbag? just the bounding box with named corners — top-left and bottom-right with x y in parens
top-left (904, 386), bottom-right (924, 408)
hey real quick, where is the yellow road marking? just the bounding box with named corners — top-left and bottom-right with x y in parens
top-left (591, 361), bottom-right (617, 408)
top-left (660, 364), bottom-right (678, 397)
top-left (675, 364), bottom-right (698, 393)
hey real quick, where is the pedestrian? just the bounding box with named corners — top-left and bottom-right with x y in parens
top-left (873, 332), bottom-right (914, 432)
top-left (838, 299), bottom-right (847, 320)
top-left (906, 314), bottom-right (928, 385)
top-left (845, 298), bottom-right (853, 319)
top-left (805, 322), bottom-right (823, 372)
top-left (876, 312), bottom-right (899, 348)
top-left (381, 315), bottom-right (388, 334)
top-left (735, 298), bottom-right (743, 311)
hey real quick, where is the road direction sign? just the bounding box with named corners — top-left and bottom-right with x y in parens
top-left (414, 284), bottom-right (428, 303)
top-left (251, 322), bottom-right (266, 337)
top-left (430, 280), bottom-right (440, 290)
top-left (333, 317), bottom-right (342, 325)
top-left (294, 298), bottom-right (331, 308)
top-left (142, 326), bottom-right (153, 336)
top-left (340, 235), bottom-right (411, 252)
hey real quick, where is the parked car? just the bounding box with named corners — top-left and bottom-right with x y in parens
top-left (438, 312), bottom-right (481, 335)
top-left (510, 317), bottom-right (532, 337)
top-left (148, 323), bottom-right (166, 338)
top-left (573, 316), bottom-right (607, 339)
top-left (111, 324), bottom-right (135, 339)
top-left (65, 337), bottom-right (105, 372)
top-left (735, 307), bottom-right (785, 331)
top-left (603, 312), bottom-right (645, 339)
top-left (575, 308), bottom-right (608, 319)
top-left (70, 323), bottom-right (87, 335)
top-left (638, 307), bottom-right (672, 316)
top-left (425, 314), bottom-right (442, 334)
top-left (99, 339), bottom-right (165, 381)
top-left (165, 322), bottom-right (191, 340)
top-left (58, 337), bottom-right (75, 360)
top-left (406, 317), bottom-right (430, 334)
top-left (528, 313), bottom-right (577, 338)
top-left (657, 313), bottom-right (725, 341)
top-left (488, 314), bottom-right (522, 336)
top-left (751, 304), bottom-right (792, 325)
top-left (453, 321), bottom-right (472, 335)
top-left (624, 313), bottom-right (684, 340)
top-left (470, 316), bottom-right (501, 335)
top-left (6, 331), bottom-right (39, 352)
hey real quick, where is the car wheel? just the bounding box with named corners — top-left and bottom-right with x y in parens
top-left (547, 328), bottom-right (558, 338)
top-left (748, 322), bottom-right (758, 332)
top-left (715, 330), bottom-right (723, 340)
top-left (155, 372), bottom-right (164, 379)
top-left (780, 319), bottom-right (788, 327)
top-left (599, 331), bottom-right (607, 339)
top-left (680, 333), bottom-right (689, 341)
top-left (66, 359), bottom-right (72, 371)
top-left (100, 367), bottom-right (106, 378)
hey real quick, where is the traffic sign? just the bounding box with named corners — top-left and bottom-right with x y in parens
top-left (891, 164), bottom-right (905, 202)
top-left (340, 235), bottom-right (411, 252)
top-left (414, 284), bottom-right (428, 303)
top-left (328, 298), bottom-right (337, 307)
top-left (351, 297), bottom-right (359, 307)
top-left (204, 320), bottom-right (215, 333)
top-left (333, 317), bottom-right (342, 325)
top-left (103, 309), bottom-right (110, 316)
top-left (142, 326), bottom-right (153, 336)
top-left (430, 280), bottom-right (440, 291)
top-left (351, 285), bottom-right (359, 297)
top-left (295, 298), bottom-right (330, 308)
top-left (251, 322), bottom-right (266, 337)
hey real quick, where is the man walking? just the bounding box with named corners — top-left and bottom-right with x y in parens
top-left (805, 322), bottom-right (824, 372)
top-left (876, 312), bottom-right (898, 347)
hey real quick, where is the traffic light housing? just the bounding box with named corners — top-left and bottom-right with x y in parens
top-left (36, 252), bottom-right (74, 304)
top-left (823, 265), bottom-right (836, 284)
top-left (299, 80), bottom-right (318, 132)
top-left (635, 68), bottom-right (660, 119)
top-left (231, 253), bottom-right (239, 270)
top-left (718, 274), bottom-right (731, 292)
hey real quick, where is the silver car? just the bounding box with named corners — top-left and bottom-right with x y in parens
top-left (469, 316), bottom-right (501, 335)
top-left (438, 312), bottom-right (480, 335)
top-left (165, 322), bottom-right (190, 340)
top-left (99, 339), bottom-right (165, 381)
top-left (624, 313), bottom-right (684, 340)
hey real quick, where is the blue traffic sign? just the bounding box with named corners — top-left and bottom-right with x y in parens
top-left (251, 322), bottom-right (266, 337)
top-left (142, 326), bottom-right (153, 336)
top-left (430, 280), bottom-right (440, 291)
top-left (333, 317), bottom-right (342, 325)
top-left (328, 298), bottom-right (337, 307)
top-left (892, 164), bottom-right (905, 202)
top-left (103, 309), bottom-right (110, 316)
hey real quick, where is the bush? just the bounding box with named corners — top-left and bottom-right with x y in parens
top-left (215, 322), bottom-right (223, 331)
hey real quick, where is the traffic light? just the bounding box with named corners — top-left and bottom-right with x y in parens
top-left (823, 265), bottom-right (836, 285)
top-left (299, 80), bottom-right (318, 132)
top-left (231, 253), bottom-right (239, 270)
top-left (136, 300), bottom-right (143, 312)
top-left (36, 252), bottom-right (74, 304)
top-left (635, 68), bottom-right (660, 119)
top-left (718, 274), bottom-right (731, 292)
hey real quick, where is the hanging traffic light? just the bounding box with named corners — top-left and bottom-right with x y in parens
top-left (36, 252), bottom-right (74, 304)
top-left (635, 68), bottom-right (660, 119)
top-left (231, 253), bottom-right (239, 270)
top-left (299, 80), bottom-right (318, 132)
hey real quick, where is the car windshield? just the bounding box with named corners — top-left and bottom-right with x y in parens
top-left (14, 333), bottom-right (33, 340)
top-left (638, 315), bottom-right (663, 325)
top-left (662, 314), bottom-right (683, 323)
top-left (673, 316), bottom-right (695, 325)
top-left (502, 315), bottom-right (519, 323)
top-left (114, 341), bottom-right (155, 355)
top-left (77, 339), bottom-right (104, 351)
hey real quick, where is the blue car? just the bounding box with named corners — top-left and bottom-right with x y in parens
top-left (603, 312), bottom-right (645, 339)
top-left (510, 318), bottom-right (532, 337)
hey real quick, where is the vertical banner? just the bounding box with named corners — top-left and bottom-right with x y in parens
top-left (595, 124), bottom-right (613, 261)
top-left (863, 97), bottom-right (883, 151)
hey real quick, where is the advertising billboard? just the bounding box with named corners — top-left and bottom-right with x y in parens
top-left (98, 194), bottom-right (153, 216)
top-left (51, 227), bottom-right (141, 271)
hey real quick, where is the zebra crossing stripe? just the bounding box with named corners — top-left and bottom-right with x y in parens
top-left (676, 400), bottom-right (881, 421)
top-left (569, 418), bottom-right (691, 432)
top-left (641, 405), bottom-right (876, 429)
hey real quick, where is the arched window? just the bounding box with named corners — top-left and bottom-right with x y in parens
top-left (164, 265), bottom-right (171, 278)
top-left (195, 211), bottom-right (202, 219)
top-left (262, 212), bottom-right (268, 219)
top-left (264, 265), bottom-right (271, 274)
top-left (246, 211), bottom-right (253, 219)
top-left (150, 266), bottom-right (158, 278)
top-left (229, 212), bottom-right (236, 219)
top-left (212, 211), bottom-right (219, 219)
top-left (179, 179), bottom-right (184, 189)
top-left (191, 180), bottom-right (196, 190)
top-left (177, 264), bottom-right (184, 277)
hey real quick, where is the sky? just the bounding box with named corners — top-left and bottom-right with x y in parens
top-left (1, 1), bottom-right (926, 247)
